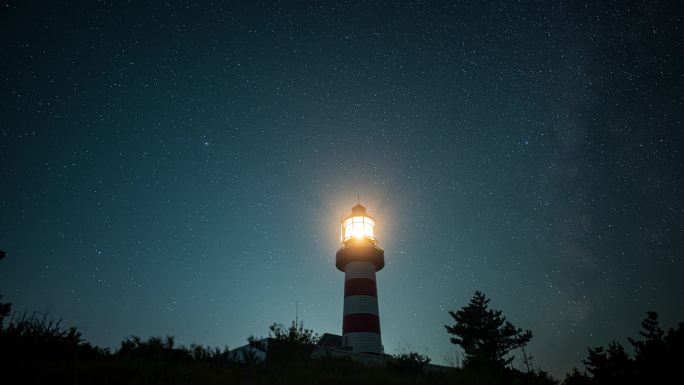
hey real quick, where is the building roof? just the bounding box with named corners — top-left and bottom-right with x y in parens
top-left (316, 333), bottom-right (343, 348)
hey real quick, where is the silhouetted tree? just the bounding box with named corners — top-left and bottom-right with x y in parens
top-left (663, 321), bottom-right (684, 375)
top-left (0, 296), bottom-right (9, 330)
top-left (445, 291), bottom-right (532, 368)
top-left (583, 342), bottom-right (634, 385)
top-left (626, 311), bottom-right (664, 382)
top-left (261, 321), bottom-right (319, 364)
top-left (268, 320), bottom-right (318, 344)
top-left (523, 369), bottom-right (558, 385)
top-left (562, 368), bottom-right (592, 385)
top-left (0, 251), bottom-right (11, 330)
top-left (576, 312), bottom-right (684, 385)
top-left (627, 311), bottom-right (684, 383)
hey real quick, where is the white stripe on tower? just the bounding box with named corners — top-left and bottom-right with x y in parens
top-left (342, 261), bottom-right (382, 354)
top-left (343, 295), bottom-right (379, 316)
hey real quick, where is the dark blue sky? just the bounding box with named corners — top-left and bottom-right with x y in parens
top-left (1, 0), bottom-right (682, 377)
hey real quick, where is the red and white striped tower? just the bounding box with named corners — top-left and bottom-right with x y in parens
top-left (336, 203), bottom-right (385, 354)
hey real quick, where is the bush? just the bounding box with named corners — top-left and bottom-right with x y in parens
top-left (0, 311), bottom-right (104, 361)
top-left (391, 351), bottom-right (431, 374)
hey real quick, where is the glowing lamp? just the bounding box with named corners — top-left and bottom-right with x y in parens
top-left (341, 204), bottom-right (376, 243)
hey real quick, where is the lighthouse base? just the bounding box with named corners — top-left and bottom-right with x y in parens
top-left (343, 332), bottom-right (383, 354)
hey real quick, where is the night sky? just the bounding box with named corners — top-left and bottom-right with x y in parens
top-left (1, 0), bottom-right (682, 377)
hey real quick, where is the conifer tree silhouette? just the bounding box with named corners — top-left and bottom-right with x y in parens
top-left (445, 291), bottom-right (532, 368)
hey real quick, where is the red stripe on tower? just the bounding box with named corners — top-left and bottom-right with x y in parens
top-left (343, 313), bottom-right (381, 334)
top-left (344, 278), bottom-right (377, 297)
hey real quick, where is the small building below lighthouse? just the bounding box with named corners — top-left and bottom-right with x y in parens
top-left (335, 203), bottom-right (385, 354)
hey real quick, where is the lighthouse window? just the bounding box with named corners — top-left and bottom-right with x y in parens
top-left (343, 216), bottom-right (375, 241)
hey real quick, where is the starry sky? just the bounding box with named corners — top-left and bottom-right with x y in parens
top-left (1, 0), bottom-right (682, 377)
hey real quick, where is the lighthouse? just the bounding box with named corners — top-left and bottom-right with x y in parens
top-left (336, 202), bottom-right (385, 354)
